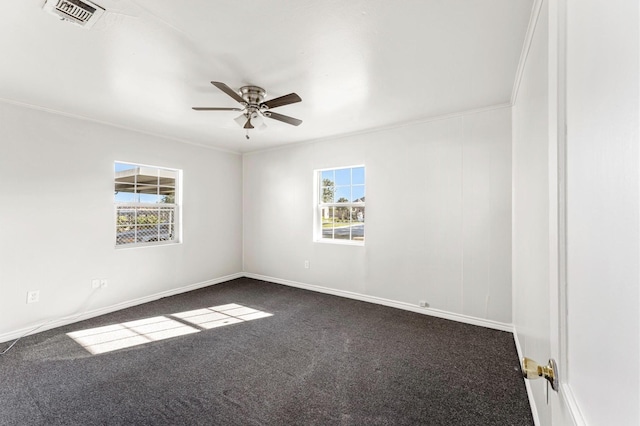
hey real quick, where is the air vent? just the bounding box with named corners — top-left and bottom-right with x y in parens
top-left (42, 0), bottom-right (105, 28)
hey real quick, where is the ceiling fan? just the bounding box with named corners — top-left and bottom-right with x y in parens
top-left (193, 81), bottom-right (302, 138)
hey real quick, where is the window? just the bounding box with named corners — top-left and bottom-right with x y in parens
top-left (316, 166), bottom-right (365, 244)
top-left (114, 162), bottom-right (180, 247)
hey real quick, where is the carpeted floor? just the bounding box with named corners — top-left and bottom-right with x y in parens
top-left (0, 278), bottom-right (533, 425)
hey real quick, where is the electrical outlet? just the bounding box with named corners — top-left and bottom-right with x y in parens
top-left (419, 300), bottom-right (427, 308)
top-left (304, 260), bottom-right (310, 269)
top-left (100, 279), bottom-right (108, 288)
top-left (26, 290), bottom-right (40, 304)
top-left (91, 279), bottom-right (100, 289)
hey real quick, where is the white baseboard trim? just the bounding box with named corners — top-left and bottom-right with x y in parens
top-left (513, 327), bottom-right (587, 426)
top-left (560, 383), bottom-right (586, 426)
top-left (0, 272), bottom-right (243, 345)
top-left (513, 327), bottom-right (541, 426)
top-left (244, 273), bottom-right (513, 332)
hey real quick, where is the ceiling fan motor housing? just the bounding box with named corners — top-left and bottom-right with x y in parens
top-left (239, 86), bottom-right (266, 106)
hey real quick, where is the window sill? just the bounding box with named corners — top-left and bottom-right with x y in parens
top-left (115, 240), bottom-right (181, 250)
top-left (313, 238), bottom-right (365, 247)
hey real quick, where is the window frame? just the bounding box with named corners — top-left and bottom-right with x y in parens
top-left (114, 161), bottom-right (182, 249)
top-left (314, 165), bottom-right (365, 246)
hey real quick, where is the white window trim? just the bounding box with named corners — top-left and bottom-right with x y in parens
top-left (313, 165), bottom-right (365, 246)
top-left (114, 161), bottom-right (182, 249)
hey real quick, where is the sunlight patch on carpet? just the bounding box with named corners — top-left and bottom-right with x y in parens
top-left (173, 303), bottom-right (273, 329)
top-left (67, 304), bottom-right (272, 355)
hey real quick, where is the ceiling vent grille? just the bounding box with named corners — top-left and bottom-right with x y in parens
top-left (42, 0), bottom-right (105, 28)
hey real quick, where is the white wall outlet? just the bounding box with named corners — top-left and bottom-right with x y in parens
top-left (419, 300), bottom-right (427, 308)
top-left (26, 290), bottom-right (40, 304)
top-left (100, 279), bottom-right (108, 288)
top-left (304, 260), bottom-right (310, 269)
top-left (91, 279), bottom-right (100, 289)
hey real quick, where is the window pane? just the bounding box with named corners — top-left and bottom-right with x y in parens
top-left (158, 171), bottom-right (176, 186)
top-left (321, 170), bottom-right (334, 184)
top-left (335, 168), bottom-right (351, 186)
top-left (137, 225), bottom-right (157, 243)
top-left (321, 185), bottom-right (334, 203)
top-left (351, 207), bottom-right (365, 241)
top-left (352, 185), bottom-right (365, 202)
top-left (115, 182), bottom-right (136, 193)
top-left (115, 190), bottom-right (139, 203)
top-left (116, 226), bottom-right (136, 245)
top-left (352, 167), bottom-right (365, 185)
top-left (136, 183), bottom-right (158, 194)
top-left (335, 186), bottom-right (351, 203)
top-left (334, 206), bottom-right (351, 240)
top-left (115, 162), bottom-right (137, 173)
top-left (137, 207), bottom-right (159, 225)
top-left (116, 208), bottom-right (135, 226)
top-left (321, 206), bottom-right (334, 239)
top-left (158, 187), bottom-right (175, 203)
top-left (158, 208), bottom-right (174, 224)
top-left (136, 174), bottom-right (159, 185)
top-left (138, 193), bottom-right (160, 203)
top-left (160, 224), bottom-right (174, 241)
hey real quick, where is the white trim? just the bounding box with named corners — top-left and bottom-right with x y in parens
top-left (313, 238), bottom-right (364, 246)
top-left (0, 272), bottom-right (243, 344)
top-left (0, 97), bottom-right (242, 156)
top-left (244, 273), bottom-right (513, 332)
top-left (315, 164), bottom-right (366, 173)
top-left (550, 3), bottom-right (582, 426)
top-left (243, 103), bottom-right (512, 156)
top-left (0, 95), bottom-right (512, 157)
top-left (560, 383), bottom-right (587, 426)
top-left (514, 328), bottom-right (586, 426)
top-left (554, 0), bottom-right (570, 400)
top-left (513, 327), bottom-right (541, 426)
top-left (511, 0), bottom-right (544, 106)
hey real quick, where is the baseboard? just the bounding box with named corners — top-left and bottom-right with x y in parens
top-left (560, 383), bottom-right (586, 426)
top-left (513, 327), bottom-right (587, 426)
top-left (513, 327), bottom-right (541, 426)
top-left (0, 272), bottom-right (243, 345)
top-left (244, 273), bottom-right (513, 332)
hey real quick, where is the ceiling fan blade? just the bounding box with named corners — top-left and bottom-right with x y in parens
top-left (243, 117), bottom-right (254, 129)
top-left (260, 93), bottom-right (302, 109)
top-left (192, 107), bottom-right (243, 111)
top-left (211, 81), bottom-right (246, 105)
top-left (264, 111), bottom-right (302, 126)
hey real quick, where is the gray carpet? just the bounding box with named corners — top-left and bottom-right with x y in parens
top-left (0, 278), bottom-right (533, 425)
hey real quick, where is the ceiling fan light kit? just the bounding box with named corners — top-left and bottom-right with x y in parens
top-left (193, 81), bottom-right (302, 139)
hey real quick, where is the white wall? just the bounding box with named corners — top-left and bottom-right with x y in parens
top-left (511, 1), bottom-right (552, 424)
top-left (243, 107), bottom-right (513, 325)
top-left (0, 102), bottom-right (243, 339)
top-left (565, 0), bottom-right (639, 424)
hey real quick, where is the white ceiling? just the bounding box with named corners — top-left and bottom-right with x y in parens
top-left (1, 0), bottom-right (533, 153)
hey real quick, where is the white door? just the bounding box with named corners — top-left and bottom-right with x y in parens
top-left (514, 1), bottom-right (639, 424)
top-left (548, 0), bottom-right (639, 424)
